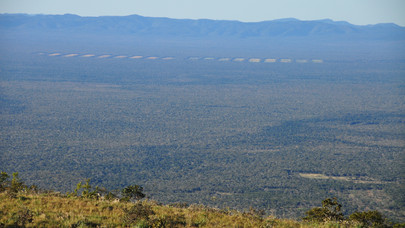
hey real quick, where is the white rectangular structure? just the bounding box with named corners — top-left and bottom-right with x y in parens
top-left (233, 58), bottom-right (245, 62)
top-left (82, 54), bottom-right (95, 58)
top-left (64, 54), bottom-right (78, 57)
top-left (312, 59), bottom-right (324, 63)
top-left (264, 58), bottom-right (276, 63)
top-left (249, 58), bottom-right (261, 63)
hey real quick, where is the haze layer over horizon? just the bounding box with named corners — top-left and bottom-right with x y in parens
top-left (1, 0), bottom-right (404, 26)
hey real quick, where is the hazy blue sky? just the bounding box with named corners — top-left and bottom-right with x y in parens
top-left (1, 0), bottom-right (404, 26)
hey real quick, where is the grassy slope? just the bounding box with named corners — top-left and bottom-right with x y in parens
top-left (0, 191), bottom-right (366, 228)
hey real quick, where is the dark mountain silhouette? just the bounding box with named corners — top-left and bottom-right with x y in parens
top-left (1, 13), bottom-right (404, 40)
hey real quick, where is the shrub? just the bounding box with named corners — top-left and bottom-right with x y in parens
top-left (0, 172), bottom-right (9, 192)
top-left (169, 202), bottom-right (189, 208)
top-left (71, 219), bottom-right (100, 228)
top-left (349, 210), bottom-right (387, 227)
top-left (244, 206), bottom-right (265, 219)
top-left (10, 207), bottom-right (33, 227)
top-left (104, 191), bottom-right (118, 201)
top-left (303, 197), bottom-right (344, 222)
top-left (121, 185), bottom-right (145, 202)
top-left (67, 179), bottom-right (99, 199)
top-left (10, 172), bottom-right (25, 193)
top-left (122, 201), bottom-right (155, 225)
top-left (151, 214), bottom-right (187, 227)
top-left (191, 214), bottom-right (208, 227)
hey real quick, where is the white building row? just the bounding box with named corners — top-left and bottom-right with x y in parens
top-left (39, 52), bottom-right (323, 63)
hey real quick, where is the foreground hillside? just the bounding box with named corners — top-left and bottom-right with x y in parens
top-left (0, 191), bottom-right (305, 227)
top-left (2, 191), bottom-right (400, 228)
top-left (1, 172), bottom-right (403, 227)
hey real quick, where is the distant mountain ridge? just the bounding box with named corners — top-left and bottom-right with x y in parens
top-left (1, 13), bottom-right (404, 40)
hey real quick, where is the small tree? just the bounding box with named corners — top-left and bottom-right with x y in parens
top-left (121, 185), bottom-right (145, 202)
top-left (10, 172), bottom-right (25, 193)
top-left (0, 171), bottom-right (10, 192)
top-left (80, 179), bottom-right (99, 199)
top-left (303, 198), bottom-right (344, 222)
top-left (96, 186), bottom-right (118, 201)
top-left (104, 191), bottom-right (117, 201)
top-left (67, 179), bottom-right (99, 199)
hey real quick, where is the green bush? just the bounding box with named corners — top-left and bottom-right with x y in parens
top-left (9, 207), bottom-right (33, 227)
top-left (67, 179), bottom-right (99, 199)
top-left (151, 214), bottom-right (187, 227)
top-left (71, 219), bottom-right (100, 228)
top-left (303, 198), bottom-right (344, 222)
top-left (349, 210), bottom-right (387, 227)
top-left (122, 201), bottom-right (155, 225)
top-left (10, 172), bottom-right (25, 193)
top-left (121, 185), bottom-right (145, 202)
top-left (0, 172), bottom-right (9, 192)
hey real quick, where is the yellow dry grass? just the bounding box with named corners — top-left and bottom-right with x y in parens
top-left (0, 192), bottom-right (355, 227)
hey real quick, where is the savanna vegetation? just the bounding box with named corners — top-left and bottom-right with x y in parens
top-left (1, 35), bottom-right (404, 222)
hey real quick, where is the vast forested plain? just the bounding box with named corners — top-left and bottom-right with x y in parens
top-left (1, 14), bottom-right (405, 221)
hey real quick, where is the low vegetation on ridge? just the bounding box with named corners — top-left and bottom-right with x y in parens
top-left (0, 171), bottom-right (403, 227)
